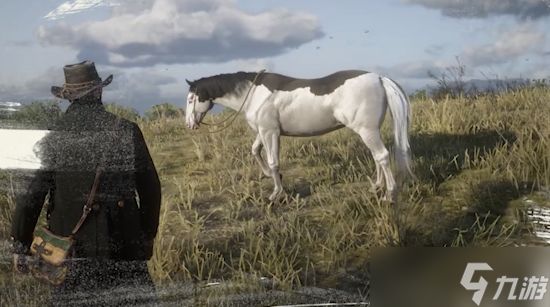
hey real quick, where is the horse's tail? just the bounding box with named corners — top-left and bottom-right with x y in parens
top-left (380, 76), bottom-right (414, 180)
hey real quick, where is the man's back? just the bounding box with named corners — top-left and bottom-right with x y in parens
top-left (11, 60), bottom-right (161, 305)
top-left (13, 101), bottom-right (161, 259)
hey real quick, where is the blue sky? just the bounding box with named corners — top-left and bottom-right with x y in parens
top-left (1, 0), bottom-right (549, 112)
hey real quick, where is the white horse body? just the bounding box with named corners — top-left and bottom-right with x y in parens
top-left (186, 71), bottom-right (412, 202)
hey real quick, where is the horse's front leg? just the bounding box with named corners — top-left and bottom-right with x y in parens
top-left (251, 134), bottom-right (272, 178)
top-left (259, 128), bottom-right (283, 201)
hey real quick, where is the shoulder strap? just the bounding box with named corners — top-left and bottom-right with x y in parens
top-left (70, 166), bottom-right (103, 237)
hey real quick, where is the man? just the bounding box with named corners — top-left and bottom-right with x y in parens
top-left (11, 61), bottom-right (162, 305)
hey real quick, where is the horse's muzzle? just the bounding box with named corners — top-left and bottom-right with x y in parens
top-left (186, 116), bottom-right (201, 130)
top-left (187, 121), bottom-right (199, 130)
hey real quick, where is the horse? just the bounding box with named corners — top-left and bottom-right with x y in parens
top-left (185, 70), bottom-right (413, 202)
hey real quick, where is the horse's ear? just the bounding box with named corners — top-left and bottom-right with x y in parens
top-left (186, 79), bottom-right (193, 87)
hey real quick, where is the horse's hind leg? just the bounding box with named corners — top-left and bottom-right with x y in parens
top-left (259, 128), bottom-right (284, 201)
top-left (356, 128), bottom-right (396, 202)
top-left (372, 162), bottom-right (384, 190)
top-left (252, 134), bottom-right (272, 177)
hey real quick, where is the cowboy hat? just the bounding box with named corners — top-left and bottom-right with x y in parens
top-left (51, 61), bottom-right (113, 100)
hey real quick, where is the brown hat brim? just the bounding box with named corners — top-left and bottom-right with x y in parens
top-left (51, 75), bottom-right (113, 100)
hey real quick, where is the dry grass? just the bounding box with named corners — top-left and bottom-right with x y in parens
top-left (0, 86), bottom-right (549, 305)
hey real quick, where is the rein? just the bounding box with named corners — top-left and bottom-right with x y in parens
top-left (195, 69), bottom-right (265, 134)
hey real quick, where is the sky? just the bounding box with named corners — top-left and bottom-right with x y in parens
top-left (0, 0), bottom-right (549, 113)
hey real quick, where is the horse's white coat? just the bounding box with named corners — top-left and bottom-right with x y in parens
top-left (187, 72), bottom-right (413, 201)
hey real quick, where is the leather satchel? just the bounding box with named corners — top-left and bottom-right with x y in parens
top-left (29, 167), bottom-right (102, 285)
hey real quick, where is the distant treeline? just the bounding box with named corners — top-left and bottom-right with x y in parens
top-left (0, 101), bottom-right (61, 129)
top-left (409, 57), bottom-right (549, 101)
top-left (410, 78), bottom-right (549, 101)
top-left (0, 101), bottom-right (185, 129)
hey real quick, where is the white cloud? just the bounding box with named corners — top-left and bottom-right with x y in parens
top-left (0, 65), bottom-right (178, 112)
top-left (404, 0), bottom-right (550, 19)
top-left (0, 67), bottom-right (63, 103)
top-left (232, 59), bottom-right (275, 72)
top-left (376, 60), bottom-right (451, 79)
top-left (103, 70), bottom-right (179, 111)
top-left (424, 44), bottom-right (445, 56)
top-left (461, 25), bottom-right (546, 66)
top-left (38, 0), bottom-right (323, 67)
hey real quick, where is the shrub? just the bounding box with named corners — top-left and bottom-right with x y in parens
top-left (104, 103), bottom-right (141, 122)
top-left (145, 103), bottom-right (183, 121)
top-left (12, 101), bottom-right (62, 128)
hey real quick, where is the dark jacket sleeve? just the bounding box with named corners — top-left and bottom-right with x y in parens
top-left (133, 124), bottom-right (161, 241)
top-left (11, 171), bottom-right (54, 253)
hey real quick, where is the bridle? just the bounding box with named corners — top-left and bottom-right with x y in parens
top-left (189, 69), bottom-right (265, 134)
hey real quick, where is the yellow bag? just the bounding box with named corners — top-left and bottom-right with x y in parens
top-left (29, 227), bottom-right (72, 285)
top-left (29, 167), bottom-right (102, 285)
top-left (31, 227), bottom-right (74, 266)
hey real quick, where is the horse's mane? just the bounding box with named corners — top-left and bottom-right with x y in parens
top-left (192, 72), bottom-right (256, 101)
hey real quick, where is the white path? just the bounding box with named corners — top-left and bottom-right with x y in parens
top-left (0, 129), bottom-right (49, 170)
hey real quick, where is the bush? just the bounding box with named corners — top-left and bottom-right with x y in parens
top-left (145, 103), bottom-right (183, 121)
top-left (12, 101), bottom-right (62, 128)
top-left (428, 56), bottom-right (467, 100)
top-left (409, 89), bottom-right (428, 101)
top-left (104, 103), bottom-right (141, 122)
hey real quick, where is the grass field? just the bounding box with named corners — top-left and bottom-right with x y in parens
top-left (1, 86), bottom-right (549, 305)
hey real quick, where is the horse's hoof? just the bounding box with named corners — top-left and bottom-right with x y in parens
top-left (370, 184), bottom-right (383, 194)
top-left (381, 193), bottom-right (397, 204)
top-left (269, 190), bottom-right (284, 202)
